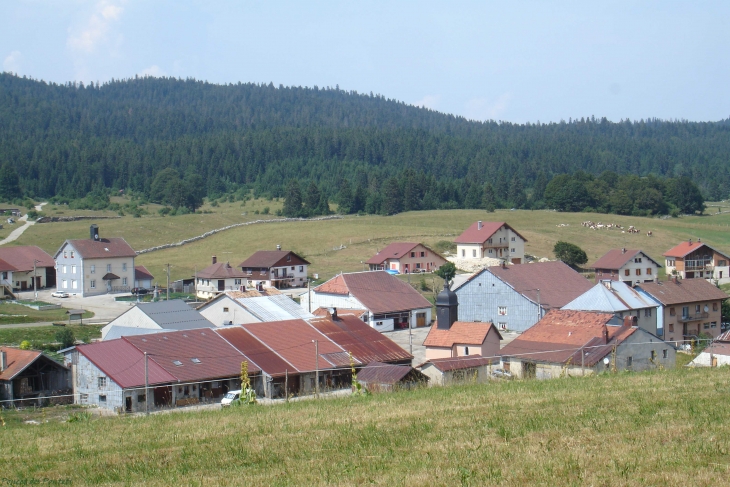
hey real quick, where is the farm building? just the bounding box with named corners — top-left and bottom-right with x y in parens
top-left (0, 245), bottom-right (56, 292)
top-left (0, 347), bottom-right (70, 406)
top-left (355, 362), bottom-right (428, 392)
top-left (689, 331), bottom-right (730, 367)
top-left (299, 271), bottom-right (432, 332)
top-left (499, 310), bottom-right (675, 379)
top-left (418, 356), bottom-right (499, 386)
top-left (454, 261), bottom-right (593, 332)
top-left (197, 292), bottom-right (313, 327)
top-left (100, 299), bottom-right (215, 340)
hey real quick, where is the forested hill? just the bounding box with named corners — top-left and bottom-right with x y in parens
top-left (1, 72), bottom-right (730, 205)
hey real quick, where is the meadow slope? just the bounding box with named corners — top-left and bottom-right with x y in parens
top-left (2, 367), bottom-right (730, 486)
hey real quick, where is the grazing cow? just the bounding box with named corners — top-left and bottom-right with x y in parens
top-left (647, 231), bottom-right (653, 237)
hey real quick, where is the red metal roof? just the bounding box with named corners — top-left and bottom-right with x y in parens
top-left (454, 222), bottom-right (527, 244)
top-left (0, 246), bottom-right (55, 271)
top-left (63, 238), bottom-right (136, 259)
top-left (238, 250), bottom-right (310, 269)
top-left (0, 347), bottom-right (42, 381)
top-left (309, 314), bottom-right (413, 364)
top-left (314, 271), bottom-right (432, 314)
top-left (663, 240), bottom-right (730, 259)
top-left (0, 258), bottom-right (16, 273)
top-left (197, 262), bottom-right (249, 279)
top-left (215, 326), bottom-right (294, 377)
top-left (365, 242), bottom-right (420, 265)
top-left (356, 362), bottom-right (414, 384)
top-left (241, 319), bottom-right (344, 372)
top-left (637, 278), bottom-right (729, 305)
top-left (423, 322), bottom-right (501, 348)
top-left (715, 330), bottom-right (730, 342)
top-left (135, 265), bottom-right (154, 281)
top-left (592, 249), bottom-right (661, 270)
top-left (76, 340), bottom-right (176, 389)
top-left (124, 329), bottom-right (259, 383)
top-left (704, 341), bottom-right (730, 357)
top-left (424, 355), bottom-right (499, 372)
top-left (487, 261), bottom-right (593, 309)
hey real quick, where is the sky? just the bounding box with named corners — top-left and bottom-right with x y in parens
top-left (1, 1), bottom-right (729, 124)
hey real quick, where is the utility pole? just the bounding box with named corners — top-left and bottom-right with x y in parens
top-left (285, 369), bottom-right (289, 403)
top-left (581, 346), bottom-right (585, 376)
top-left (166, 264), bottom-right (170, 301)
top-left (308, 278), bottom-right (311, 313)
top-left (312, 340), bottom-right (319, 398)
top-left (144, 352), bottom-right (149, 415)
top-left (536, 289), bottom-right (541, 322)
top-left (33, 259), bottom-right (38, 301)
top-left (194, 265), bottom-right (197, 301)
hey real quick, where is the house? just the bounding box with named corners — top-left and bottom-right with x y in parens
top-left (0, 347), bottom-right (70, 406)
top-left (134, 265), bottom-right (154, 289)
top-left (454, 221), bottom-right (527, 264)
top-left (238, 248), bottom-right (310, 290)
top-left (663, 238), bottom-right (730, 282)
top-left (423, 283), bottom-right (502, 360)
top-left (499, 310), bottom-right (675, 379)
top-left (689, 331), bottom-right (730, 367)
top-left (418, 356), bottom-right (500, 386)
top-left (454, 261), bottom-right (593, 332)
top-left (299, 271), bottom-right (433, 332)
top-left (54, 225), bottom-right (136, 296)
top-left (0, 246), bottom-right (56, 292)
top-left (355, 362), bottom-right (428, 392)
top-left (591, 248), bottom-right (662, 285)
top-left (195, 256), bottom-right (249, 300)
top-left (636, 277), bottom-right (728, 343)
top-left (67, 329), bottom-right (258, 413)
top-left (365, 242), bottom-right (446, 273)
top-left (0, 258), bottom-right (17, 299)
top-left (100, 299), bottom-right (215, 340)
top-left (563, 280), bottom-right (660, 336)
top-left (197, 292), bottom-right (314, 327)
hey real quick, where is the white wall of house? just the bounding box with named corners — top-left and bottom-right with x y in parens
top-left (196, 277), bottom-right (245, 300)
top-left (56, 243), bottom-right (135, 297)
top-left (456, 227), bottom-right (525, 263)
top-left (101, 307), bottom-right (160, 339)
top-left (616, 255), bottom-right (659, 285)
top-left (198, 296), bottom-right (261, 326)
top-left (298, 291), bottom-right (365, 314)
top-left (691, 351), bottom-right (730, 367)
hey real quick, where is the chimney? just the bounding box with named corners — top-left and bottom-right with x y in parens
top-left (90, 224), bottom-right (99, 241)
top-left (477, 221), bottom-right (483, 230)
top-left (688, 238), bottom-right (692, 245)
top-left (623, 315), bottom-right (637, 328)
top-left (621, 247), bottom-right (626, 254)
top-left (0, 350), bottom-right (6, 372)
top-left (212, 256), bottom-right (217, 265)
top-left (276, 244), bottom-right (281, 251)
top-left (331, 307), bottom-right (338, 321)
top-left (602, 325), bottom-right (609, 344)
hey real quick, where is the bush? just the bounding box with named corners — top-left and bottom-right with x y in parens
top-left (19, 340), bottom-right (31, 350)
top-left (55, 328), bottom-right (75, 349)
top-left (262, 207), bottom-right (270, 215)
top-left (553, 241), bottom-right (588, 268)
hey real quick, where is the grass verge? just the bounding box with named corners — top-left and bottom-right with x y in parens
top-left (0, 324), bottom-right (102, 346)
top-left (0, 302), bottom-right (94, 325)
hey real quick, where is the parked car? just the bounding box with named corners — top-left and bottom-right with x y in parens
top-left (131, 288), bottom-right (149, 295)
top-left (220, 390), bottom-right (241, 407)
top-left (51, 291), bottom-right (69, 298)
top-left (491, 368), bottom-right (513, 379)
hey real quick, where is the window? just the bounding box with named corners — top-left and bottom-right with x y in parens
top-left (713, 303), bottom-right (718, 311)
top-left (410, 252), bottom-right (415, 258)
top-left (71, 280), bottom-right (77, 289)
top-left (98, 377), bottom-right (107, 388)
top-left (64, 251), bottom-right (67, 258)
top-left (138, 394), bottom-right (146, 403)
top-left (90, 265), bottom-right (95, 274)
top-left (62, 280), bottom-right (67, 289)
top-left (464, 346), bottom-right (469, 355)
top-left (711, 322), bottom-right (717, 328)
top-left (719, 260), bottom-right (727, 267)
top-left (644, 308), bottom-right (652, 317)
top-left (511, 248), bottom-right (516, 253)
top-left (487, 238), bottom-right (492, 244)
top-left (234, 279), bottom-right (241, 285)
top-left (122, 277), bottom-right (127, 286)
top-left (695, 304), bottom-right (701, 313)
top-left (488, 249), bottom-right (493, 254)
top-left (498, 322), bottom-right (507, 330)
top-left (668, 324), bottom-right (674, 332)
top-left (290, 266), bottom-right (294, 270)
top-left (511, 237), bottom-right (516, 241)
top-left (420, 251), bottom-right (425, 257)
top-left (106, 264), bottom-right (111, 272)
top-left (626, 356), bottom-right (633, 367)
top-left (682, 306), bottom-right (689, 318)
top-left (223, 307), bottom-right (229, 312)
top-left (663, 349), bottom-right (668, 359)
top-left (184, 386), bottom-right (189, 395)
top-left (71, 265), bottom-right (76, 273)
top-left (624, 269), bottom-right (630, 276)
top-left (461, 249), bottom-right (465, 257)
top-left (669, 307), bottom-right (676, 316)
top-left (99, 395), bottom-right (106, 402)
top-left (704, 323), bottom-right (710, 330)
top-left (416, 263), bottom-right (421, 269)
top-left (299, 266), bottom-right (304, 272)
top-left (646, 268), bottom-right (652, 275)
top-left (634, 257), bottom-right (642, 263)
top-left (63, 265), bottom-right (67, 273)
top-left (1, 272), bottom-right (6, 280)
top-left (286, 255), bottom-right (291, 262)
top-left (90, 280), bottom-right (96, 289)
top-left (472, 249), bottom-right (476, 257)
top-left (122, 263), bottom-right (127, 271)
top-left (635, 269), bottom-right (641, 276)
top-left (650, 350), bottom-right (656, 361)
top-left (498, 306), bottom-right (507, 316)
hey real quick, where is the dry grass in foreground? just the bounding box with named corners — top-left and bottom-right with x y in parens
top-left (2, 367), bottom-right (730, 486)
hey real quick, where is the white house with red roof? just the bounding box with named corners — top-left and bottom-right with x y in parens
top-left (237, 248), bottom-right (310, 290)
top-left (591, 248), bottom-right (661, 285)
top-left (365, 242), bottom-right (446, 273)
top-left (54, 225), bottom-right (136, 296)
top-left (663, 238), bottom-right (730, 283)
top-left (0, 245), bottom-right (56, 291)
top-left (454, 221), bottom-right (526, 264)
top-left (195, 256), bottom-right (250, 300)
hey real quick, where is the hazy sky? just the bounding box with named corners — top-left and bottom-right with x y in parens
top-left (2, 1), bottom-right (729, 123)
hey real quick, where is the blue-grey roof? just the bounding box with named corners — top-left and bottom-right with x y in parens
top-left (562, 280), bottom-right (657, 313)
top-left (136, 300), bottom-right (216, 330)
top-left (102, 326), bottom-right (166, 341)
top-left (235, 295), bottom-right (315, 322)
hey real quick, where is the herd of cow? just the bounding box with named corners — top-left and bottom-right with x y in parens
top-left (577, 221), bottom-right (652, 236)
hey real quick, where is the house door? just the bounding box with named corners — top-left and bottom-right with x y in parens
top-left (683, 323), bottom-right (688, 336)
top-left (125, 396), bottom-right (132, 413)
top-left (153, 386), bottom-right (173, 407)
top-left (35, 277), bottom-right (41, 289)
top-left (416, 312), bottom-right (426, 327)
top-left (20, 281), bottom-right (27, 290)
top-left (217, 280), bottom-right (225, 291)
top-left (712, 356), bottom-right (718, 367)
top-left (107, 280), bottom-right (112, 291)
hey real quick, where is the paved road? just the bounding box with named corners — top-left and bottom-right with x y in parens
top-left (0, 202), bottom-right (46, 246)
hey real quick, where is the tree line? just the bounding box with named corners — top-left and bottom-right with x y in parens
top-left (0, 73), bottom-right (727, 210)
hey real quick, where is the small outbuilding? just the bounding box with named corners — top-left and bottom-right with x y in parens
top-left (0, 347), bottom-right (70, 406)
top-left (356, 362), bottom-right (428, 392)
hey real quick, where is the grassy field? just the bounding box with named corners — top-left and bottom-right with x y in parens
top-left (0, 324), bottom-right (102, 346)
top-left (0, 302), bottom-right (95, 325)
top-left (7, 198), bottom-right (730, 283)
top-left (2, 366), bottom-right (729, 485)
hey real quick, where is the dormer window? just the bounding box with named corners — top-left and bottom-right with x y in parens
top-left (70, 251), bottom-right (75, 258)
top-left (173, 360), bottom-right (183, 366)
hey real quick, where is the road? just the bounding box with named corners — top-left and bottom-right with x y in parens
top-left (0, 202), bottom-right (46, 246)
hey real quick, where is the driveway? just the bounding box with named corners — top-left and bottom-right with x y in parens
top-left (31, 288), bottom-right (136, 323)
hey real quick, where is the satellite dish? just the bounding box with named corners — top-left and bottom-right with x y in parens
top-left (603, 357), bottom-right (610, 366)
top-left (704, 305), bottom-right (709, 312)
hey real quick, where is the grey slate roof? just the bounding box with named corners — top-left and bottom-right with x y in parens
top-left (563, 281), bottom-right (657, 313)
top-left (235, 295), bottom-right (314, 322)
top-left (102, 326), bottom-right (166, 341)
top-left (136, 300), bottom-right (216, 330)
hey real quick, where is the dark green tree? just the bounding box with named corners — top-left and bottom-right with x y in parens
top-left (531, 171), bottom-right (548, 203)
top-left (337, 179), bottom-right (353, 214)
top-left (55, 328), bottom-right (75, 349)
top-left (464, 183), bottom-right (483, 209)
top-left (667, 176), bottom-right (705, 214)
top-left (304, 181), bottom-right (321, 212)
top-left (508, 176), bottom-right (527, 209)
top-left (381, 177), bottom-right (402, 215)
top-left (553, 241), bottom-right (588, 268)
top-left (316, 192), bottom-right (330, 215)
top-left (282, 180), bottom-right (303, 217)
top-left (434, 261), bottom-right (457, 283)
top-left (482, 183), bottom-right (497, 212)
top-left (0, 164), bottom-right (21, 200)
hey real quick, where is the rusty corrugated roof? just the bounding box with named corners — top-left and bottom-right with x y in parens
top-left (423, 355), bottom-right (498, 372)
top-left (215, 326), bottom-right (294, 377)
top-left (76, 340), bottom-right (176, 388)
top-left (356, 362), bottom-right (413, 384)
top-left (423, 321), bottom-right (501, 348)
top-left (0, 347), bottom-right (42, 381)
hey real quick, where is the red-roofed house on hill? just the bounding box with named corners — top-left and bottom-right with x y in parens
top-left (238, 248), bottom-right (310, 290)
top-left (195, 256), bottom-right (250, 300)
top-left (454, 261), bottom-right (593, 332)
top-left (54, 225), bottom-right (136, 296)
top-left (0, 246), bottom-right (56, 292)
top-left (663, 238), bottom-right (730, 282)
top-left (366, 242), bottom-right (446, 273)
top-left (299, 271), bottom-right (433, 332)
top-left (592, 248), bottom-right (662, 285)
top-left (499, 310), bottom-right (675, 379)
top-left (454, 221), bottom-right (527, 264)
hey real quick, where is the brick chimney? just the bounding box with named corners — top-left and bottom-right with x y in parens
top-left (602, 325), bottom-right (609, 344)
top-left (212, 256), bottom-right (217, 265)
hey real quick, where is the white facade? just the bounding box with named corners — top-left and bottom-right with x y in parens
top-left (100, 306), bottom-right (161, 339)
top-left (196, 277), bottom-right (245, 300)
top-left (596, 252), bottom-right (659, 285)
top-left (456, 226), bottom-right (525, 263)
top-left (690, 351), bottom-right (730, 367)
top-left (55, 242), bottom-right (135, 297)
top-left (197, 295), bottom-right (261, 327)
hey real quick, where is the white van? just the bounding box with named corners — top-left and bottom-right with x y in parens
top-left (220, 390), bottom-right (241, 407)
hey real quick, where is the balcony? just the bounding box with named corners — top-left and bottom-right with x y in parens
top-left (684, 260), bottom-right (714, 271)
top-left (678, 312), bottom-right (709, 322)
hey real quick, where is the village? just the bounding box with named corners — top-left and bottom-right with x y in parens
top-left (1, 219), bottom-right (728, 415)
